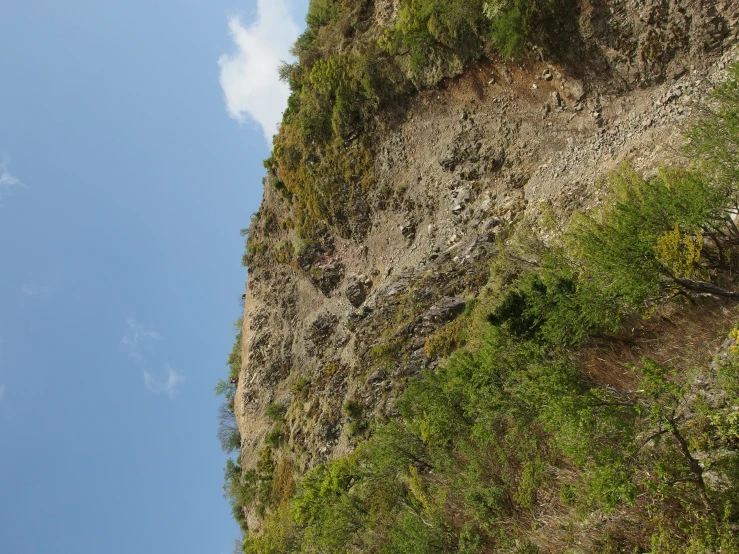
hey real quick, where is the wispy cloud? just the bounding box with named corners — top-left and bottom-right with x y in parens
top-left (143, 365), bottom-right (185, 397)
top-left (121, 319), bottom-right (184, 397)
top-left (218, 0), bottom-right (300, 143)
top-left (0, 159), bottom-right (26, 203)
top-left (21, 284), bottom-right (51, 297)
top-left (121, 318), bottom-right (162, 362)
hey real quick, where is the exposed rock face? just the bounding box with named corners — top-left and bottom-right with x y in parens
top-left (346, 276), bottom-right (369, 308)
top-left (232, 0), bottom-right (739, 524)
top-left (425, 297), bottom-right (466, 324)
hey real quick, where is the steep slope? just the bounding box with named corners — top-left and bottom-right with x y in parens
top-left (226, 0), bottom-right (739, 545)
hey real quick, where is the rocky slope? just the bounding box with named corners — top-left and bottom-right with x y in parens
top-left (233, 0), bottom-right (739, 531)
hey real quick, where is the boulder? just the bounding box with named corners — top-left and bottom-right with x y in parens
top-left (310, 262), bottom-right (345, 295)
top-left (346, 278), bottom-right (368, 308)
top-left (367, 370), bottom-right (386, 385)
top-left (425, 296), bottom-right (466, 324)
top-left (565, 79), bottom-right (585, 101)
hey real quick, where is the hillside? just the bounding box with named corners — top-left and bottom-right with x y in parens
top-left (218, 1), bottom-right (739, 552)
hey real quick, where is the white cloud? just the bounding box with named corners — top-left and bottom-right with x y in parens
top-left (0, 159), bottom-right (25, 203)
top-left (121, 320), bottom-right (183, 396)
top-left (143, 365), bottom-right (185, 397)
top-left (21, 284), bottom-right (51, 297)
top-left (218, 0), bottom-right (300, 143)
top-left (121, 318), bottom-right (162, 362)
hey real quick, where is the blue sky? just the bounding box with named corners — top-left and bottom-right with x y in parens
top-left (0, 1), bottom-right (307, 552)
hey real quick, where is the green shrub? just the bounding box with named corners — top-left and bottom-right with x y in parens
top-left (342, 398), bottom-right (362, 419)
top-left (266, 402), bottom-right (287, 422)
top-left (226, 318), bottom-right (243, 379)
top-left (290, 377), bottom-right (310, 401)
top-left (424, 317), bottom-right (468, 359)
top-left (386, 0), bottom-right (487, 66)
top-left (487, 0), bottom-right (532, 58)
top-left (687, 62), bottom-right (739, 194)
top-left (346, 419), bottom-right (368, 437)
top-left (264, 424), bottom-right (284, 448)
top-left (306, 0), bottom-right (339, 29)
top-left (242, 242), bottom-right (267, 268)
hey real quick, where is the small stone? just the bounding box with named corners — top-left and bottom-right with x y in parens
top-left (503, 68), bottom-right (514, 84)
top-left (486, 218), bottom-right (505, 230)
top-left (452, 204), bottom-right (464, 215)
top-left (565, 79), bottom-right (585, 101)
top-left (367, 370), bottom-right (386, 385)
top-left (455, 188), bottom-right (471, 204)
top-left (439, 156), bottom-right (457, 171)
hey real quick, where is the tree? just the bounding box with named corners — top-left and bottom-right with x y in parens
top-left (218, 401), bottom-right (241, 453)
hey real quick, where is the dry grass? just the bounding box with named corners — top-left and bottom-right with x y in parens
top-left (574, 296), bottom-right (739, 390)
top-left (271, 456), bottom-right (296, 507)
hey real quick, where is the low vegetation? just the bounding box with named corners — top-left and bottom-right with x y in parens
top-left (216, 319), bottom-right (245, 524)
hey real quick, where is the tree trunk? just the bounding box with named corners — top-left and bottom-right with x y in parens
top-left (669, 423), bottom-right (714, 514)
top-left (674, 278), bottom-right (739, 300)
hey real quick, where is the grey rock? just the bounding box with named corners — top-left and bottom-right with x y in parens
top-left (348, 306), bottom-right (373, 328)
top-left (310, 262), bottom-right (345, 295)
top-left (307, 314), bottom-right (338, 343)
top-left (425, 296), bottom-right (466, 324)
top-left (347, 278), bottom-right (368, 308)
top-left (439, 156), bottom-right (457, 171)
top-left (565, 79), bottom-right (585, 101)
top-left (411, 336), bottom-right (427, 351)
top-left (367, 370), bottom-right (386, 385)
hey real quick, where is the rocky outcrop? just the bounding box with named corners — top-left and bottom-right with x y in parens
top-left (232, 0), bottom-right (739, 521)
